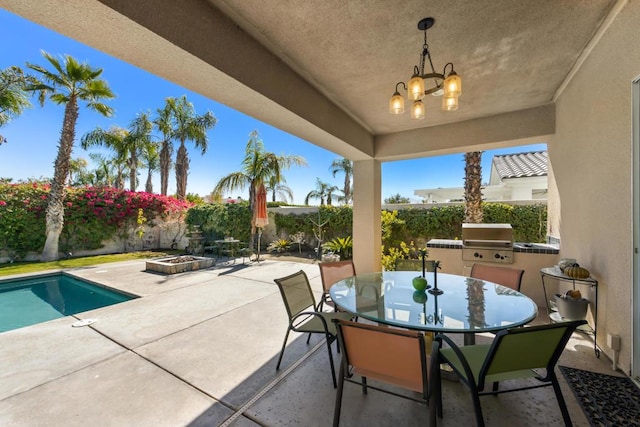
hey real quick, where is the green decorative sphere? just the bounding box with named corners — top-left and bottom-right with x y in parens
top-left (413, 290), bottom-right (427, 304)
top-left (412, 276), bottom-right (428, 291)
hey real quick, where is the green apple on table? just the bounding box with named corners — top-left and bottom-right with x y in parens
top-left (412, 275), bottom-right (428, 291)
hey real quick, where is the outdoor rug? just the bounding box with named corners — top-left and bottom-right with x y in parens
top-left (559, 366), bottom-right (640, 426)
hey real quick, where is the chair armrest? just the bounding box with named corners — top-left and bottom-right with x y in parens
top-left (435, 333), bottom-right (477, 388)
top-left (291, 310), bottom-right (331, 332)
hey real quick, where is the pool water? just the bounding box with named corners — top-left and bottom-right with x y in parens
top-left (0, 274), bottom-right (135, 333)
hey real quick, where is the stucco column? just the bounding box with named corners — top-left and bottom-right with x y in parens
top-left (353, 159), bottom-right (381, 273)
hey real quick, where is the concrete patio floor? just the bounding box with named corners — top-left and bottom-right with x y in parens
top-left (0, 258), bottom-right (617, 426)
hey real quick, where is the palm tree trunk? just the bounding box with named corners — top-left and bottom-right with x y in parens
top-left (115, 169), bottom-right (124, 190)
top-left (145, 170), bottom-right (153, 193)
top-left (344, 174), bottom-right (351, 203)
top-left (129, 152), bottom-right (137, 191)
top-left (41, 97), bottom-right (78, 261)
top-left (159, 141), bottom-right (170, 195)
top-left (175, 141), bottom-right (189, 199)
top-left (464, 151), bottom-right (483, 223)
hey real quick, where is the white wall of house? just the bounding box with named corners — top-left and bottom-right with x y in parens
top-left (415, 175), bottom-right (547, 203)
top-left (553, 1), bottom-right (639, 373)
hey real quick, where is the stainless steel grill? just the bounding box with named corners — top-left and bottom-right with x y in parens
top-left (461, 223), bottom-right (514, 264)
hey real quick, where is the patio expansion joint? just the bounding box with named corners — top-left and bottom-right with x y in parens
top-left (219, 339), bottom-right (326, 427)
top-left (76, 315), bottom-right (236, 411)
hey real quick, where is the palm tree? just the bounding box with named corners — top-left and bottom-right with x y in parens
top-left (125, 112), bottom-right (153, 191)
top-left (88, 152), bottom-right (115, 187)
top-left (82, 126), bottom-right (127, 189)
top-left (68, 157), bottom-right (88, 186)
top-left (464, 151), bottom-right (483, 223)
top-left (140, 139), bottom-right (159, 193)
top-left (213, 130), bottom-right (307, 245)
top-left (82, 113), bottom-right (152, 191)
top-left (26, 51), bottom-right (114, 261)
top-left (305, 178), bottom-right (339, 206)
top-left (154, 99), bottom-right (173, 195)
top-left (85, 135), bottom-right (128, 188)
top-left (330, 157), bottom-right (353, 204)
top-left (265, 174), bottom-right (294, 203)
top-left (167, 96), bottom-right (217, 199)
top-left (0, 66), bottom-right (32, 145)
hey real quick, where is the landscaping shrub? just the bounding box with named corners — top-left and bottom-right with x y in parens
top-left (0, 183), bottom-right (190, 260)
top-left (273, 203), bottom-right (545, 246)
top-left (322, 236), bottom-right (353, 260)
top-left (185, 202), bottom-right (252, 244)
top-left (274, 205), bottom-right (352, 243)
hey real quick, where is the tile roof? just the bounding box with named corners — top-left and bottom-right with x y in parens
top-left (493, 150), bottom-right (548, 179)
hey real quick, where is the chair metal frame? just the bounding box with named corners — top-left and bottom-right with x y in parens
top-left (431, 320), bottom-right (587, 427)
top-left (332, 318), bottom-right (439, 426)
top-left (273, 270), bottom-right (352, 388)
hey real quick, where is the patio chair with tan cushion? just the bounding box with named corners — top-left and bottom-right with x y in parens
top-left (332, 319), bottom-right (438, 426)
top-left (318, 260), bottom-right (356, 311)
top-left (470, 263), bottom-right (525, 292)
top-left (431, 320), bottom-right (587, 427)
top-left (274, 270), bottom-right (353, 388)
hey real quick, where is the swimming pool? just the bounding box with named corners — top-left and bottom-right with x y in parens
top-left (0, 273), bottom-right (136, 333)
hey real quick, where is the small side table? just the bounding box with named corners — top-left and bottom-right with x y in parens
top-left (540, 266), bottom-right (599, 357)
top-left (214, 239), bottom-right (241, 264)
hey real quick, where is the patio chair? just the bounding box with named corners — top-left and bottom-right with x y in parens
top-left (430, 320), bottom-right (587, 427)
top-left (274, 270), bottom-right (353, 388)
top-left (395, 258), bottom-right (438, 272)
top-left (470, 263), bottom-right (525, 292)
top-left (332, 319), bottom-right (439, 426)
top-left (318, 260), bottom-right (356, 311)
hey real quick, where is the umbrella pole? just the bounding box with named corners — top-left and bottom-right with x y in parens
top-left (256, 228), bottom-right (262, 262)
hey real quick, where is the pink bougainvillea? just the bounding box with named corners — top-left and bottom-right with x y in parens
top-left (0, 182), bottom-right (192, 256)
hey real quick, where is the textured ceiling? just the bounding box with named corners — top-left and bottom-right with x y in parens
top-left (210, 0), bottom-right (616, 135)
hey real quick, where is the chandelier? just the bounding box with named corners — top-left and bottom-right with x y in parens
top-left (389, 17), bottom-right (462, 119)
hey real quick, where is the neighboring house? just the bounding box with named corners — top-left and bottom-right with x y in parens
top-left (414, 151), bottom-right (548, 203)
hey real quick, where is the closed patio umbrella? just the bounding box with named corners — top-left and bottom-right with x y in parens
top-left (252, 183), bottom-right (269, 260)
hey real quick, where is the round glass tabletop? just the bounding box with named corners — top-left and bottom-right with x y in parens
top-left (329, 271), bottom-right (538, 333)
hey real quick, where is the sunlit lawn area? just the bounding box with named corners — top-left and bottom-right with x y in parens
top-left (0, 250), bottom-right (181, 277)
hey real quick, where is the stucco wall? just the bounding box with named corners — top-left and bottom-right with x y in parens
top-left (553, 2), bottom-right (639, 372)
top-left (546, 157), bottom-right (561, 240)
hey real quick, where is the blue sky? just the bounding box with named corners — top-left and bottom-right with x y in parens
top-left (0, 9), bottom-right (546, 204)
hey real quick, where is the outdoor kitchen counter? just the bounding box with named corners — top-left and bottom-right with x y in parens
top-left (426, 239), bottom-right (560, 254)
top-left (426, 239), bottom-right (559, 307)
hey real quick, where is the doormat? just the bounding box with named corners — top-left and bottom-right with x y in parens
top-left (559, 366), bottom-right (640, 427)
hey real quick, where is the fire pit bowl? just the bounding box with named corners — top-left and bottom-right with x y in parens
top-left (146, 256), bottom-right (215, 274)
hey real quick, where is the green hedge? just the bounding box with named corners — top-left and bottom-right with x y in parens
top-left (163, 203), bottom-right (548, 250)
top-left (274, 205), bottom-right (353, 241)
top-left (271, 203), bottom-right (546, 245)
top-left (185, 202), bottom-right (252, 244)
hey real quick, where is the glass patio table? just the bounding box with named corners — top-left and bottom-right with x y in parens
top-left (329, 271), bottom-right (538, 344)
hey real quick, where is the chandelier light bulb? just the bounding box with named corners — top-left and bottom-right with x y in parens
top-left (411, 100), bottom-right (425, 119)
top-left (389, 92), bottom-right (405, 114)
top-left (408, 74), bottom-right (425, 101)
top-left (444, 71), bottom-right (462, 97)
top-left (442, 93), bottom-right (458, 111)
